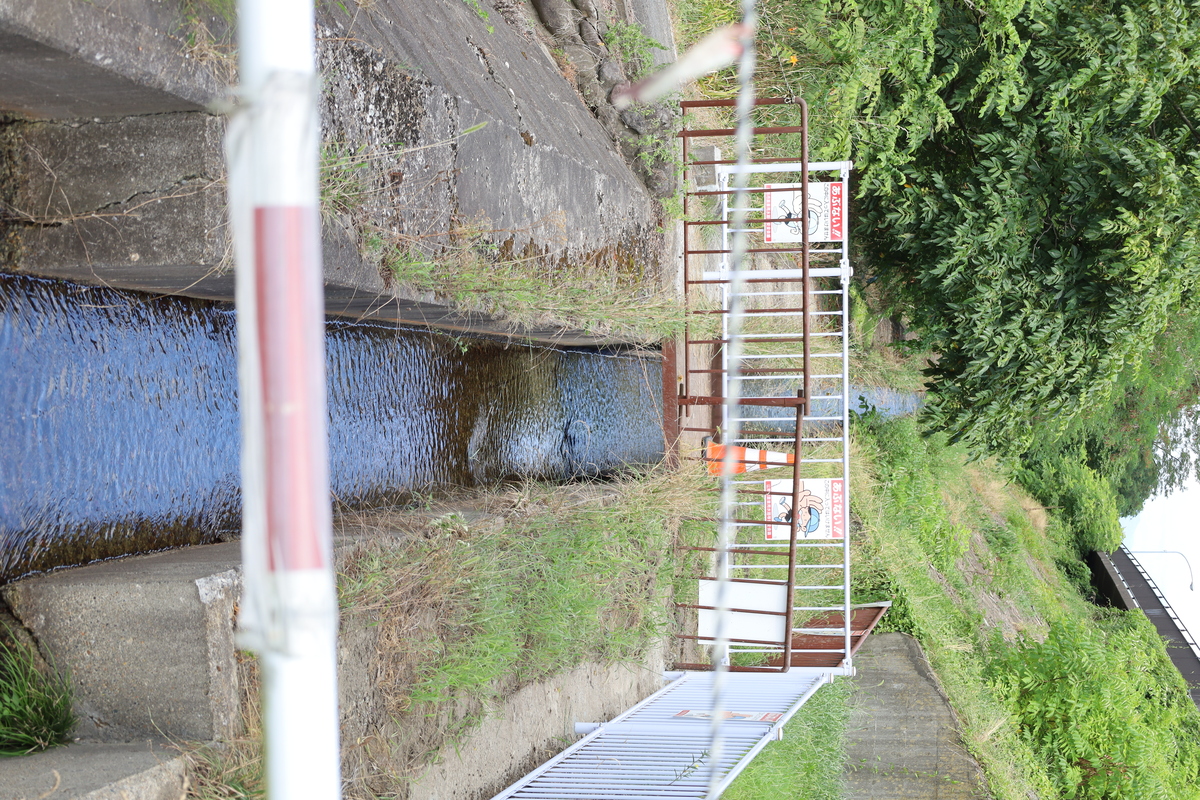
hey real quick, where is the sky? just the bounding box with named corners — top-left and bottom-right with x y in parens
top-left (1120, 476), bottom-right (1200, 650)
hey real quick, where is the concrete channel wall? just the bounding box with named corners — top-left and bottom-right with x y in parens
top-left (1, 0), bottom-right (665, 345)
top-left (0, 536), bottom-right (662, 799)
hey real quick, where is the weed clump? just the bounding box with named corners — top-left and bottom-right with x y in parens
top-left (0, 640), bottom-right (74, 756)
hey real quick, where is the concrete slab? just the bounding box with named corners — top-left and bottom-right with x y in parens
top-left (318, 0), bottom-right (658, 260)
top-left (0, 742), bottom-right (186, 800)
top-left (2, 542), bottom-right (242, 744)
top-left (844, 633), bottom-right (989, 799)
top-left (0, 0), bottom-right (228, 119)
top-left (7, 112), bottom-right (226, 276)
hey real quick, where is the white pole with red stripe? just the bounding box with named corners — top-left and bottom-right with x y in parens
top-left (226, 1), bottom-right (340, 798)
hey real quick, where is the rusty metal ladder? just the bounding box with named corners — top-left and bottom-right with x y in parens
top-left (673, 98), bottom-right (858, 671)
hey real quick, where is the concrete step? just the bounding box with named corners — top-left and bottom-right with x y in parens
top-left (0, 741), bottom-right (186, 800)
top-left (2, 542), bottom-right (242, 744)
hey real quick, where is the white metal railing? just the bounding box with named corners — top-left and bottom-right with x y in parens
top-left (1117, 546), bottom-right (1200, 660)
top-left (678, 109), bottom-right (854, 670)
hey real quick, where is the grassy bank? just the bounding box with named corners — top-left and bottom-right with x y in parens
top-left (850, 411), bottom-right (1200, 799)
top-left (335, 474), bottom-right (688, 714)
top-left (724, 679), bottom-right (851, 800)
top-left (184, 469), bottom-right (704, 799)
top-left (320, 137), bottom-right (683, 343)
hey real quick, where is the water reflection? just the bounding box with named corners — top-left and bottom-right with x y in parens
top-left (0, 273), bottom-right (663, 580)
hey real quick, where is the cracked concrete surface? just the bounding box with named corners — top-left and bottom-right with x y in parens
top-left (6, 112), bottom-right (226, 274)
top-left (1, 0), bottom-right (673, 344)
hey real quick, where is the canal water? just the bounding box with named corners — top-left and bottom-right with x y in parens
top-left (0, 273), bottom-right (664, 581)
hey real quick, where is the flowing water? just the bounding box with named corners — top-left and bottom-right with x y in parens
top-left (0, 273), bottom-right (664, 580)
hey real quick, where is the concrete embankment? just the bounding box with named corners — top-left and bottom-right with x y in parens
top-left (1, 0), bottom-right (669, 346)
top-left (845, 633), bottom-right (989, 799)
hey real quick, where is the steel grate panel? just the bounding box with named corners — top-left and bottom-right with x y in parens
top-left (493, 671), bottom-right (829, 800)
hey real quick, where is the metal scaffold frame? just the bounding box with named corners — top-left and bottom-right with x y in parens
top-left (675, 97), bottom-right (861, 673)
top-left (487, 96), bottom-right (885, 800)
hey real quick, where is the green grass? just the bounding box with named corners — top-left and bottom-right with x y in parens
top-left (183, 737), bottom-right (265, 800)
top-left (337, 469), bottom-right (700, 713)
top-left (0, 640), bottom-right (74, 757)
top-left (722, 679), bottom-right (850, 800)
top-left (368, 219), bottom-right (686, 341)
top-left (604, 20), bottom-right (669, 80)
top-left (849, 409), bottom-right (1200, 799)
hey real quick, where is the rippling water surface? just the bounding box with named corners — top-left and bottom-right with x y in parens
top-left (0, 273), bottom-right (663, 580)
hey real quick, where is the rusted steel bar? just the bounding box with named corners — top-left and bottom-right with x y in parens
top-left (689, 306), bottom-right (807, 314)
top-left (687, 156), bottom-right (799, 165)
top-left (680, 395), bottom-right (806, 407)
top-left (676, 635), bottom-right (787, 646)
top-left (672, 663), bottom-right (789, 673)
top-left (684, 461), bottom-right (798, 474)
top-left (704, 487), bottom-right (820, 498)
top-left (691, 248), bottom-right (820, 257)
top-left (697, 576), bottom-right (790, 586)
top-left (848, 608), bottom-right (887, 658)
top-left (784, 388), bottom-right (807, 673)
top-left (682, 546), bottom-right (799, 557)
top-left (675, 603), bottom-right (788, 617)
top-left (681, 97), bottom-right (797, 108)
top-left (678, 125), bottom-right (805, 137)
top-left (687, 336), bottom-right (815, 344)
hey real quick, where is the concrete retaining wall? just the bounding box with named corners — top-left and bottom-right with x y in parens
top-left (2, 0), bottom-right (664, 345)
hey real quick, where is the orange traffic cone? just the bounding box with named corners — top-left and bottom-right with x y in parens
top-left (703, 437), bottom-right (795, 475)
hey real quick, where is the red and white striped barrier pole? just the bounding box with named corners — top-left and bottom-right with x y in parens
top-left (227, 1), bottom-right (340, 798)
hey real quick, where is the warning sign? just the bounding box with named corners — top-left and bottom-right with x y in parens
top-left (763, 182), bottom-right (844, 243)
top-left (764, 479), bottom-right (845, 540)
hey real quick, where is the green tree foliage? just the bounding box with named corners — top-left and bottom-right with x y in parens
top-left (1021, 310), bottom-right (1200, 513)
top-left (857, 0), bottom-right (1200, 457)
top-left (988, 614), bottom-right (1200, 799)
top-left (1015, 452), bottom-right (1123, 552)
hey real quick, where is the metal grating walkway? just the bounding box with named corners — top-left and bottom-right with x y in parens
top-left (490, 670), bottom-right (836, 800)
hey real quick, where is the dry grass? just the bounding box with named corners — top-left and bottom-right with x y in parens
top-left (179, 654), bottom-right (264, 800)
top-left (178, 468), bottom-right (712, 799)
top-left (320, 136), bottom-right (683, 342)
